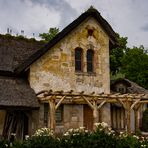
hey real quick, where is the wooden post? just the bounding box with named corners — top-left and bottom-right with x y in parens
top-left (134, 104), bottom-right (141, 133)
top-left (93, 105), bottom-right (99, 130)
top-left (134, 109), bottom-right (138, 133)
top-left (127, 101), bottom-right (131, 134)
top-left (49, 98), bottom-right (56, 131)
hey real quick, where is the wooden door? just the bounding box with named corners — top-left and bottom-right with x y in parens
top-left (83, 105), bottom-right (93, 130)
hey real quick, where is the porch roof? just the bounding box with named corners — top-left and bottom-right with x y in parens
top-left (37, 89), bottom-right (148, 104)
top-left (37, 89), bottom-right (148, 133)
top-left (0, 76), bottom-right (39, 109)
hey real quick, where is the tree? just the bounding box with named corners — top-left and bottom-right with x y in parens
top-left (110, 33), bottom-right (128, 75)
top-left (39, 27), bottom-right (59, 42)
top-left (121, 45), bottom-right (148, 89)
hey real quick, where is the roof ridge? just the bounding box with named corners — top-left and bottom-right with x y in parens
top-left (14, 8), bottom-right (117, 74)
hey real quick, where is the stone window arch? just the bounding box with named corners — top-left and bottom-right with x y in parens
top-left (75, 47), bottom-right (83, 72)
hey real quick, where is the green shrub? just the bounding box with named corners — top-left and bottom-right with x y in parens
top-left (1, 123), bottom-right (148, 148)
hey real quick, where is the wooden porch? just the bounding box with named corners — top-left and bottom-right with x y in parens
top-left (37, 90), bottom-right (148, 133)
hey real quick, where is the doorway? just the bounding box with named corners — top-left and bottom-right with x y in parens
top-left (83, 105), bottom-right (93, 130)
top-left (3, 110), bottom-right (29, 140)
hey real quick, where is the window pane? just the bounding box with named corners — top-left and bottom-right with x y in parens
top-left (87, 62), bottom-right (93, 72)
top-left (75, 61), bottom-right (82, 71)
top-left (75, 48), bottom-right (83, 71)
top-left (87, 50), bottom-right (93, 61)
top-left (87, 49), bottom-right (94, 72)
top-left (56, 105), bottom-right (63, 125)
top-left (75, 50), bottom-right (81, 60)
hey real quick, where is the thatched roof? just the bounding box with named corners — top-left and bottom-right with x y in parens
top-left (15, 7), bottom-right (118, 74)
top-left (0, 76), bottom-right (39, 109)
top-left (111, 78), bottom-right (148, 94)
top-left (0, 34), bottom-right (44, 73)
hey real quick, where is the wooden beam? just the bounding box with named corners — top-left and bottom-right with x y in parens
top-left (126, 101), bottom-right (131, 133)
top-left (81, 96), bottom-right (94, 110)
top-left (130, 99), bottom-right (141, 110)
top-left (55, 95), bottom-right (66, 110)
top-left (93, 105), bottom-right (99, 130)
top-left (97, 100), bottom-right (107, 109)
top-left (36, 90), bottom-right (48, 96)
top-left (133, 104), bottom-right (141, 133)
top-left (49, 96), bottom-right (56, 131)
top-left (116, 98), bottom-right (127, 109)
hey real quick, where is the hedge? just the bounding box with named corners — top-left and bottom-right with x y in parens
top-left (2, 122), bottom-right (148, 148)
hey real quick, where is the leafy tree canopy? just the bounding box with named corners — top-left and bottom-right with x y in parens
top-left (39, 27), bottom-right (59, 42)
top-left (110, 34), bottom-right (148, 89)
top-left (110, 33), bottom-right (128, 75)
top-left (121, 45), bottom-right (148, 89)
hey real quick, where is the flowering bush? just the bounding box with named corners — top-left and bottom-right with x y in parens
top-left (2, 123), bottom-right (148, 148)
top-left (60, 127), bottom-right (90, 148)
top-left (33, 127), bottom-right (53, 137)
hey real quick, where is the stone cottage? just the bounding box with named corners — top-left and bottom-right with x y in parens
top-left (17, 7), bottom-right (117, 134)
top-left (0, 8), bottom-right (148, 139)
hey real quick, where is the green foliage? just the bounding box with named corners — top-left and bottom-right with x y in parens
top-left (39, 27), bottom-right (59, 42)
top-left (121, 46), bottom-right (148, 89)
top-left (110, 33), bottom-right (148, 89)
top-left (16, 35), bottom-right (25, 40)
top-left (142, 109), bottom-right (148, 132)
top-left (1, 124), bottom-right (148, 148)
top-left (0, 139), bottom-right (9, 148)
top-left (118, 135), bottom-right (141, 148)
top-left (0, 33), bottom-right (42, 44)
top-left (22, 136), bottom-right (58, 148)
top-left (110, 33), bottom-right (128, 75)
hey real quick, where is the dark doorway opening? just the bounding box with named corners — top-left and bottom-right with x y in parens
top-left (3, 110), bottom-right (29, 140)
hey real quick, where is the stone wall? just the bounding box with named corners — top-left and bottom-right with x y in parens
top-left (63, 105), bottom-right (83, 130)
top-left (29, 17), bottom-right (110, 94)
top-left (29, 17), bottom-right (111, 131)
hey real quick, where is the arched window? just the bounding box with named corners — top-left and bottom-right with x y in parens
top-left (87, 49), bottom-right (94, 72)
top-left (75, 48), bottom-right (83, 72)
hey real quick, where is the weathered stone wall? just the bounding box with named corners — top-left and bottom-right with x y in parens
top-left (29, 17), bottom-right (110, 94)
top-left (63, 105), bottom-right (83, 130)
top-left (29, 17), bottom-right (111, 130)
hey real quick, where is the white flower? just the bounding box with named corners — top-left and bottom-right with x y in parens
top-left (11, 133), bottom-right (16, 136)
top-left (79, 127), bottom-right (85, 130)
top-left (68, 129), bottom-right (73, 133)
top-left (101, 122), bottom-right (108, 128)
top-left (25, 135), bottom-right (29, 140)
top-left (64, 132), bottom-right (69, 136)
top-left (34, 127), bottom-right (53, 137)
top-left (94, 123), bottom-right (101, 127)
top-left (141, 145), bottom-right (146, 148)
top-left (133, 135), bottom-right (139, 139)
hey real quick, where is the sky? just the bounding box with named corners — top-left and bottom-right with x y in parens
top-left (0, 0), bottom-right (148, 48)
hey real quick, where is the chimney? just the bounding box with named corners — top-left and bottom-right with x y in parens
top-left (7, 28), bottom-right (9, 34)
top-left (21, 30), bottom-right (24, 36)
